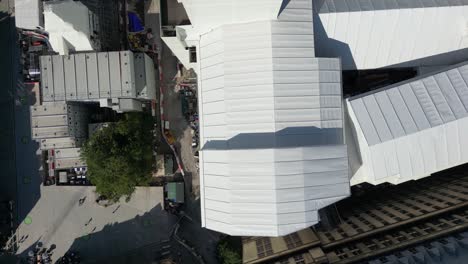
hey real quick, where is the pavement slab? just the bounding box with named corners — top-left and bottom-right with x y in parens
top-left (16, 186), bottom-right (177, 263)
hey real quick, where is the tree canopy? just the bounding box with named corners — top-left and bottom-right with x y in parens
top-left (218, 237), bottom-right (242, 264)
top-left (81, 112), bottom-right (154, 202)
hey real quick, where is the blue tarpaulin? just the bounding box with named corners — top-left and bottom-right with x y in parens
top-left (128, 12), bottom-right (144, 32)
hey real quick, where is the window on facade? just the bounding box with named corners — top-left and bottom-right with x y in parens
top-left (293, 255), bottom-right (305, 264)
top-left (256, 238), bottom-right (274, 258)
top-left (285, 233), bottom-right (303, 249)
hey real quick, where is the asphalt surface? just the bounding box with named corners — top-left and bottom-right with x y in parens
top-left (147, 0), bottom-right (200, 199)
top-left (144, 1), bottom-right (220, 263)
top-left (0, 0), bottom-right (18, 204)
top-left (0, 0), bottom-right (43, 232)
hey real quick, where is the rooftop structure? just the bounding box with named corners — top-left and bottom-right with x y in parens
top-left (163, 0), bottom-right (350, 237)
top-left (40, 51), bottom-right (156, 112)
top-left (161, 0), bottom-right (288, 72)
top-left (347, 61), bottom-right (468, 185)
top-left (162, 0), bottom-right (468, 237)
top-left (31, 102), bottom-right (89, 169)
top-left (43, 0), bottom-right (99, 55)
top-left (15, 0), bottom-right (43, 30)
top-left (43, 0), bottom-right (121, 55)
top-left (314, 1), bottom-right (468, 69)
top-left (33, 50), bottom-right (156, 171)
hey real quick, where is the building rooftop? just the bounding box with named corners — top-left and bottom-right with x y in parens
top-left (162, 0), bottom-right (468, 237)
top-left (314, 1), bottom-right (468, 69)
top-left (15, 0), bottom-right (43, 30)
top-left (40, 51), bottom-right (155, 102)
top-left (315, 0), bottom-right (468, 13)
top-left (43, 0), bottom-right (97, 55)
top-left (195, 0), bottom-right (350, 237)
top-left (347, 61), bottom-right (468, 185)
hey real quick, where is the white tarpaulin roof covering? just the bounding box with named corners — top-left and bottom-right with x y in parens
top-left (44, 0), bottom-right (96, 55)
top-left (348, 61), bottom-right (468, 186)
top-left (197, 0), bottom-right (350, 237)
top-left (40, 51), bottom-right (155, 102)
top-left (314, 4), bottom-right (468, 69)
top-left (15, 0), bottom-right (42, 30)
top-left (177, 0), bottom-right (282, 35)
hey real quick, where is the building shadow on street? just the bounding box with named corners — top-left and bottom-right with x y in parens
top-left (41, 204), bottom-right (197, 264)
top-left (0, 10), bottom-right (43, 252)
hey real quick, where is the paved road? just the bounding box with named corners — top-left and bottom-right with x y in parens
top-left (2, 2), bottom-right (178, 262)
top-left (16, 186), bottom-right (177, 263)
top-left (144, 1), bottom-right (220, 263)
top-left (0, 0), bottom-right (18, 204)
top-left (145, 0), bottom-right (200, 199)
top-left (0, 0), bottom-right (43, 234)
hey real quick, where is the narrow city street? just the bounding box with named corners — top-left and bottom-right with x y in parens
top-left (144, 1), bottom-right (220, 263)
top-left (144, 0), bottom-right (200, 200)
top-left (15, 186), bottom-right (178, 263)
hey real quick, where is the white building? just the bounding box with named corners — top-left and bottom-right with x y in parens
top-left (347, 61), bottom-right (468, 186)
top-left (164, 0), bottom-right (350, 237)
top-left (31, 102), bottom-right (88, 169)
top-left (15, 0), bottom-right (43, 30)
top-left (314, 0), bottom-right (468, 70)
top-left (43, 0), bottom-right (100, 55)
top-left (33, 50), bottom-right (156, 171)
top-left (40, 51), bottom-right (156, 112)
top-left (164, 0), bottom-right (468, 237)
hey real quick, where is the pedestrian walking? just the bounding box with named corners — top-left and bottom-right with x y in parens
top-left (78, 196), bottom-right (86, 206)
top-left (85, 217), bottom-right (92, 226)
top-left (112, 205), bottom-right (120, 214)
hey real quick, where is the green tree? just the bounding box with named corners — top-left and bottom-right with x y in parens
top-left (218, 237), bottom-right (242, 264)
top-left (82, 112), bottom-right (154, 202)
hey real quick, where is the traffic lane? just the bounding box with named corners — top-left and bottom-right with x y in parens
top-left (178, 216), bottom-right (220, 264)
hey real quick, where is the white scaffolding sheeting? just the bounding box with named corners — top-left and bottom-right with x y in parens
top-left (197, 1), bottom-right (350, 236)
top-left (15, 0), bottom-right (43, 30)
top-left (348, 61), bottom-right (468, 186)
top-left (315, 6), bottom-right (468, 69)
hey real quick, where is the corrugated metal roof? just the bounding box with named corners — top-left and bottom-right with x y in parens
top-left (314, 6), bottom-right (468, 70)
top-left (315, 0), bottom-right (468, 13)
top-left (43, 0), bottom-right (95, 55)
top-left (31, 102), bottom-right (89, 141)
top-left (198, 1), bottom-right (349, 236)
top-left (347, 61), bottom-right (468, 186)
top-left (349, 61), bottom-right (468, 146)
top-left (178, 0), bottom-right (282, 36)
top-left (40, 51), bottom-right (155, 103)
